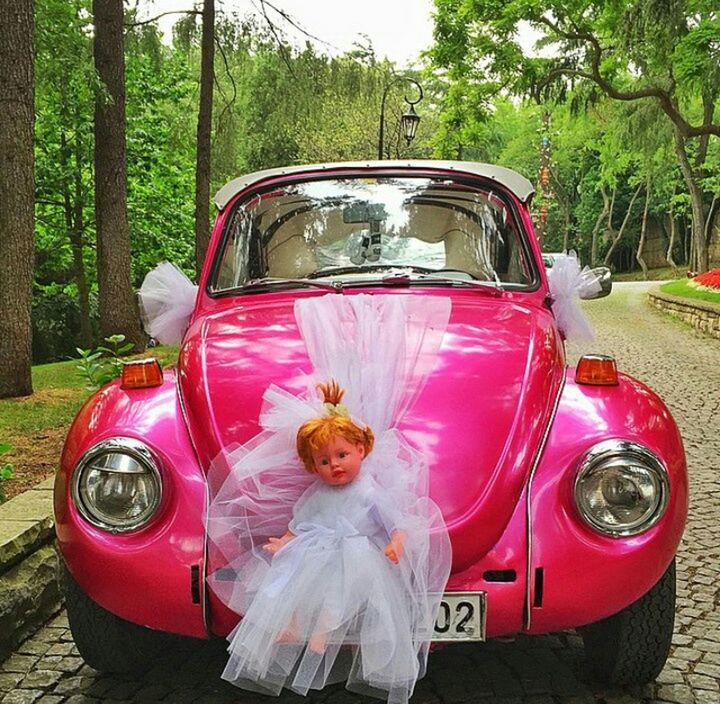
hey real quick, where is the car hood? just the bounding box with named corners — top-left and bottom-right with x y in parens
top-left (179, 292), bottom-right (564, 569)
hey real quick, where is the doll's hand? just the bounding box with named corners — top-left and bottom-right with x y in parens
top-left (263, 530), bottom-right (294, 554)
top-left (384, 530), bottom-right (406, 564)
top-left (264, 537), bottom-right (286, 554)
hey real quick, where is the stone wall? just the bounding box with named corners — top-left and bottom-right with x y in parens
top-left (648, 290), bottom-right (720, 340)
top-left (0, 478), bottom-right (62, 661)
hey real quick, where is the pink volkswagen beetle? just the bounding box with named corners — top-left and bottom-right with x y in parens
top-left (54, 161), bottom-right (687, 685)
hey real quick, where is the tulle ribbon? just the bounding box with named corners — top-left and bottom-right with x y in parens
top-left (546, 251), bottom-right (603, 342)
top-left (137, 262), bottom-right (198, 345)
top-left (205, 294), bottom-right (454, 703)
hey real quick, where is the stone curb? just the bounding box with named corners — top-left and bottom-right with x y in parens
top-left (0, 478), bottom-right (62, 662)
top-left (648, 289), bottom-right (720, 339)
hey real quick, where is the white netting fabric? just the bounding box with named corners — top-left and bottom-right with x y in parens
top-left (547, 251), bottom-right (603, 342)
top-left (206, 293), bottom-right (452, 703)
top-left (137, 262), bottom-right (198, 345)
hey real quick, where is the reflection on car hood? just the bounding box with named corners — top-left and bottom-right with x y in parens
top-left (179, 291), bottom-right (564, 569)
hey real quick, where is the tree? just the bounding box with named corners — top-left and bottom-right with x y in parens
top-left (194, 0), bottom-right (215, 273)
top-left (124, 22), bottom-right (196, 279)
top-left (431, 0), bottom-right (720, 272)
top-left (0, 0), bottom-right (34, 398)
top-left (93, 0), bottom-right (144, 347)
top-left (36, 0), bottom-right (96, 351)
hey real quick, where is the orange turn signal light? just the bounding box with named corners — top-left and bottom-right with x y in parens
top-left (121, 358), bottom-right (163, 389)
top-left (575, 354), bottom-right (619, 386)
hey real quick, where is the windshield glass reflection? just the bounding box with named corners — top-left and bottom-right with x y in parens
top-left (211, 176), bottom-right (534, 292)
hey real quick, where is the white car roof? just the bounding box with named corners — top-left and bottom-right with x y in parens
top-left (214, 160), bottom-right (535, 211)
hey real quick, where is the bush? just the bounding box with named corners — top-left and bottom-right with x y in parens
top-left (76, 335), bottom-right (134, 390)
top-left (32, 288), bottom-right (98, 364)
top-left (0, 443), bottom-right (14, 503)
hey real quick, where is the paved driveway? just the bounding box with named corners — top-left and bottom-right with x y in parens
top-left (1, 283), bottom-right (719, 704)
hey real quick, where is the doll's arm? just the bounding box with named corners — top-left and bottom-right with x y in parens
top-left (263, 530), bottom-right (295, 554)
top-left (384, 529), bottom-right (406, 564)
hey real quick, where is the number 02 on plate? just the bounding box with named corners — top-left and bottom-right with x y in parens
top-left (433, 592), bottom-right (486, 642)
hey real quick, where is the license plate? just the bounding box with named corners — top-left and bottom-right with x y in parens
top-left (433, 592), bottom-right (486, 642)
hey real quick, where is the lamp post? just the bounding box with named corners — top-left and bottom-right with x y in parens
top-left (378, 77), bottom-right (423, 159)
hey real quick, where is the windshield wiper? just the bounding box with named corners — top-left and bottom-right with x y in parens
top-left (240, 277), bottom-right (343, 292)
top-left (306, 265), bottom-right (396, 279)
top-left (379, 271), bottom-right (504, 294)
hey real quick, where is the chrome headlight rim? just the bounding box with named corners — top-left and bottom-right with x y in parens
top-left (71, 437), bottom-right (163, 533)
top-left (574, 439), bottom-right (669, 537)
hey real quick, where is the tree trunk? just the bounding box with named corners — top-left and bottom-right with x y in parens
top-left (666, 212), bottom-right (678, 278)
top-left (194, 0), bottom-right (215, 275)
top-left (704, 194), bottom-right (718, 253)
top-left (93, 0), bottom-right (144, 349)
top-left (590, 184), bottom-right (610, 266)
top-left (635, 177), bottom-right (650, 280)
top-left (562, 209), bottom-right (570, 252)
top-left (0, 0), bottom-right (34, 398)
top-left (603, 184), bottom-right (643, 269)
top-left (674, 129), bottom-right (709, 273)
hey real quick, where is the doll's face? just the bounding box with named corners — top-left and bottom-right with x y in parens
top-left (312, 436), bottom-right (365, 486)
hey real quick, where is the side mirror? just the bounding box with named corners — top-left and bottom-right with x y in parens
top-left (579, 267), bottom-right (612, 300)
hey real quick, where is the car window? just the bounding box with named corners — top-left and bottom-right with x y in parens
top-left (211, 176), bottom-right (535, 292)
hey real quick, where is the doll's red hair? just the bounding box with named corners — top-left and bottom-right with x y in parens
top-left (296, 380), bottom-right (374, 473)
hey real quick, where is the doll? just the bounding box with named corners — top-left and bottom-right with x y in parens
top-left (221, 381), bottom-right (430, 703)
top-left (265, 379), bottom-right (406, 567)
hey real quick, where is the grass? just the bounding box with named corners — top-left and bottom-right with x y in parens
top-left (612, 261), bottom-right (720, 282)
top-left (659, 278), bottom-right (720, 305)
top-left (613, 265), bottom-right (687, 282)
top-left (0, 346), bottom-right (180, 435)
top-left (0, 345), bottom-right (179, 500)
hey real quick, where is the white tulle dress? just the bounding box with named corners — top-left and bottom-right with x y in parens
top-left (206, 293), bottom-right (454, 703)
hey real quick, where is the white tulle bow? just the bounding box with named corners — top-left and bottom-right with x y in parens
top-left (547, 251), bottom-right (602, 342)
top-left (205, 294), bottom-right (454, 703)
top-left (137, 262), bottom-right (198, 345)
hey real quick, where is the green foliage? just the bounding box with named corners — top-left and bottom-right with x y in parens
top-left (0, 443), bottom-right (13, 503)
top-left (125, 26), bottom-right (197, 281)
top-left (33, 9), bottom-right (443, 366)
top-left (28, 0), bottom-right (719, 361)
top-left (34, 0), bottom-right (97, 357)
top-left (429, 0), bottom-right (720, 270)
top-left (32, 288), bottom-right (94, 363)
top-left (75, 335), bottom-right (134, 390)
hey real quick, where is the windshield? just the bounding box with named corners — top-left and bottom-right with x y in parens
top-left (210, 176), bottom-right (536, 292)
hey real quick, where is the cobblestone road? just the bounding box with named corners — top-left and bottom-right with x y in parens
top-left (2, 283), bottom-right (719, 704)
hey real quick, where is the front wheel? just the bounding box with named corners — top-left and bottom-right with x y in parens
top-left (63, 564), bottom-right (174, 673)
top-left (580, 559), bottom-right (676, 685)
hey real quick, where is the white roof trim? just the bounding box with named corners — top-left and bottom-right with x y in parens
top-left (214, 160), bottom-right (535, 210)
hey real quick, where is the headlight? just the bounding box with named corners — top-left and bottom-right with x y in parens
top-left (71, 438), bottom-right (162, 532)
top-left (574, 440), bottom-right (669, 537)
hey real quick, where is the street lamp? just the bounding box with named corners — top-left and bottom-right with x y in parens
top-left (400, 104), bottom-right (420, 145)
top-left (378, 77), bottom-right (423, 159)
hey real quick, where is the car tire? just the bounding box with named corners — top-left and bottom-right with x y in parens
top-left (580, 558), bottom-right (676, 685)
top-left (63, 564), bottom-right (173, 673)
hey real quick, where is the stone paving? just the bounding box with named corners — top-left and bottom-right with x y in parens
top-left (1, 282), bottom-right (719, 704)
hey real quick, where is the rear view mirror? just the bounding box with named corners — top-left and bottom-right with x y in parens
top-left (579, 267), bottom-right (612, 300)
top-left (343, 202), bottom-right (387, 224)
